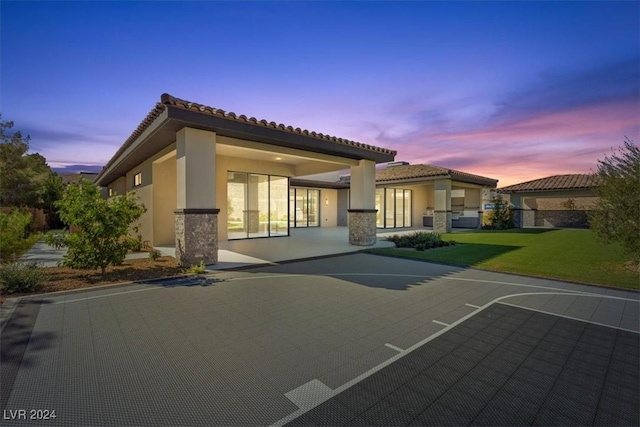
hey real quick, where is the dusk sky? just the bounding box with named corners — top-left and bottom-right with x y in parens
top-left (2, 1), bottom-right (638, 187)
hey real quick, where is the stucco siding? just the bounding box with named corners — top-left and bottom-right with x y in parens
top-left (153, 156), bottom-right (177, 246)
top-left (321, 189), bottom-right (338, 226)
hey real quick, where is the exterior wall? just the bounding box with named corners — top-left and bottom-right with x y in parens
top-left (216, 154), bottom-right (296, 242)
top-left (125, 160), bottom-right (153, 244)
top-left (404, 184), bottom-right (429, 228)
top-left (320, 189), bottom-right (338, 227)
top-left (152, 155), bottom-right (177, 246)
top-left (535, 210), bottom-right (589, 228)
top-left (524, 196), bottom-right (598, 210)
top-left (337, 189), bottom-right (349, 226)
top-left (108, 177), bottom-right (127, 197)
top-left (117, 144), bottom-right (177, 247)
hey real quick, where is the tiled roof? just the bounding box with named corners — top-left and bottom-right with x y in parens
top-left (498, 174), bottom-right (599, 193)
top-left (119, 93), bottom-right (396, 157)
top-left (96, 94), bottom-right (396, 184)
top-left (341, 163), bottom-right (498, 186)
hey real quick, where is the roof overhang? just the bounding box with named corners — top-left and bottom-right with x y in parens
top-left (375, 175), bottom-right (498, 187)
top-left (96, 97), bottom-right (396, 187)
top-left (290, 178), bottom-right (350, 189)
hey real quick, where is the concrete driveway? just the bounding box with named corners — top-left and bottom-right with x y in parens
top-left (1, 253), bottom-right (638, 426)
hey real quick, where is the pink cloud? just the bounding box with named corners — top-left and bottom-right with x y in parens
top-left (380, 99), bottom-right (638, 187)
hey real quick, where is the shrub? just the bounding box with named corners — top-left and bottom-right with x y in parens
top-left (149, 249), bottom-right (162, 261)
top-left (45, 179), bottom-right (146, 274)
top-left (0, 210), bottom-right (40, 262)
top-left (386, 231), bottom-right (454, 250)
top-left (484, 195), bottom-right (514, 229)
top-left (187, 261), bottom-right (206, 274)
top-left (128, 236), bottom-right (143, 253)
top-left (0, 261), bottom-right (48, 294)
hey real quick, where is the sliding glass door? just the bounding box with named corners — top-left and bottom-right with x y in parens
top-left (227, 172), bottom-right (289, 239)
top-left (289, 188), bottom-right (320, 228)
top-left (375, 187), bottom-right (412, 228)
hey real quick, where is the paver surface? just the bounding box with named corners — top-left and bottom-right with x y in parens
top-left (1, 253), bottom-right (638, 426)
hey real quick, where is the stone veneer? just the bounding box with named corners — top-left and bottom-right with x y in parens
top-left (175, 209), bottom-right (220, 267)
top-left (535, 210), bottom-right (589, 228)
top-left (522, 209), bottom-right (536, 227)
top-left (433, 210), bottom-right (452, 233)
top-left (348, 209), bottom-right (377, 246)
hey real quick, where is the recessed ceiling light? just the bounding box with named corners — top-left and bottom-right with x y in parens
top-left (275, 157), bottom-right (282, 161)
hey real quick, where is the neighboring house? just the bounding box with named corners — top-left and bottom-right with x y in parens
top-left (59, 171), bottom-right (100, 184)
top-left (60, 172), bottom-right (109, 198)
top-left (95, 94), bottom-right (498, 266)
top-left (498, 174), bottom-right (599, 228)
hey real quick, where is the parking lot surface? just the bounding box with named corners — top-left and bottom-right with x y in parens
top-left (1, 253), bottom-right (638, 426)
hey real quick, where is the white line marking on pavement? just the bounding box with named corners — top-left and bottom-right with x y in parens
top-left (497, 301), bottom-right (640, 334)
top-left (384, 343), bottom-right (404, 352)
top-left (432, 320), bottom-right (450, 327)
top-left (52, 287), bottom-right (161, 304)
top-left (465, 303), bottom-right (481, 309)
top-left (271, 289), bottom-right (638, 427)
top-left (284, 379), bottom-right (333, 410)
top-left (325, 273), bottom-right (638, 302)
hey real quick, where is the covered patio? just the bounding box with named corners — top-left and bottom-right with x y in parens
top-left (155, 226), bottom-right (406, 270)
top-left (95, 94), bottom-right (396, 267)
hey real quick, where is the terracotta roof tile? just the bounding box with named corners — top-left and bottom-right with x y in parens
top-left (102, 94), bottom-right (397, 181)
top-left (340, 163), bottom-right (498, 186)
top-left (158, 93), bottom-right (396, 155)
top-left (498, 174), bottom-right (599, 193)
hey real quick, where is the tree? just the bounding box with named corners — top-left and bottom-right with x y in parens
top-left (45, 179), bottom-right (146, 274)
top-left (589, 138), bottom-right (640, 267)
top-left (42, 173), bottom-right (65, 229)
top-left (0, 115), bottom-right (52, 207)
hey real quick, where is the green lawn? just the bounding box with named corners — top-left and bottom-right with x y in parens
top-left (368, 229), bottom-right (639, 290)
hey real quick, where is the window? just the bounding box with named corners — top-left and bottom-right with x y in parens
top-left (375, 188), bottom-right (412, 228)
top-left (227, 172), bottom-right (289, 239)
top-left (133, 172), bottom-right (142, 187)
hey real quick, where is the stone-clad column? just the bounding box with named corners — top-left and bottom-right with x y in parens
top-left (348, 209), bottom-right (378, 245)
top-left (434, 179), bottom-right (452, 233)
top-left (175, 209), bottom-right (220, 266)
top-left (175, 127), bottom-right (218, 266)
top-left (348, 160), bottom-right (377, 246)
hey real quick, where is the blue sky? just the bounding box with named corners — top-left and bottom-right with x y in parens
top-left (2, 1), bottom-right (638, 186)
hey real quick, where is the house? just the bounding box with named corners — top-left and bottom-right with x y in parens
top-left (95, 94), bottom-right (497, 266)
top-left (498, 174), bottom-right (599, 228)
top-left (95, 94), bottom-right (396, 266)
